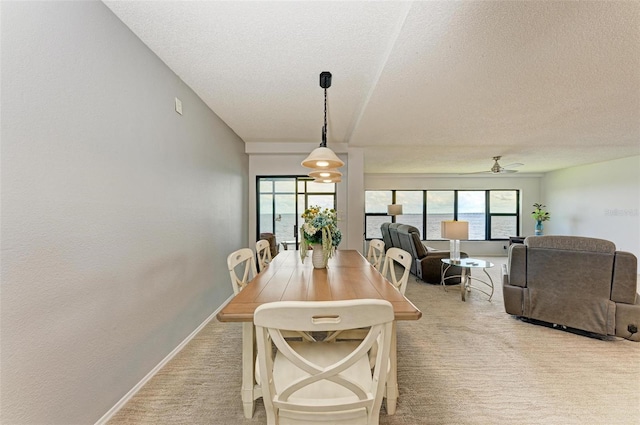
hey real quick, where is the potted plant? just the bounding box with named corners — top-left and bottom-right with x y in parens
top-left (299, 206), bottom-right (342, 268)
top-left (531, 203), bottom-right (550, 235)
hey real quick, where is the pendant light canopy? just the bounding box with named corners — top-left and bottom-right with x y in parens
top-left (301, 72), bottom-right (345, 174)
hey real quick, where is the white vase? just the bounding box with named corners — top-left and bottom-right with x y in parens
top-left (311, 244), bottom-right (326, 269)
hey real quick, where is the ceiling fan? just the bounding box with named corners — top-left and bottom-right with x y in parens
top-left (464, 156), bottom-right (524, 174)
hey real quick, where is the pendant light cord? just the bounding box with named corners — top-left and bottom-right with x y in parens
top-left (321, 87), bottom-right (328, 148)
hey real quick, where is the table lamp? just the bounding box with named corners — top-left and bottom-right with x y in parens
top-left (387, 204), bottom-right (403, 216)
top-left (441, 220), bottom-right (469, 263)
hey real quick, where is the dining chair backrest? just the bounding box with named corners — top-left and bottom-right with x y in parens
top-left (227, 248), bottom-right (258, 295)
top-left (254, 299), bottom-right (394, 425)
top-left (256, 239), bottom-right (272, 272)
top-left (366, 239), bottom-right (385, 270)
top-left (381, 247), bottom-right (412, 295)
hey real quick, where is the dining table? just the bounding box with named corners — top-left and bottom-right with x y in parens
top-left (217, 249), bottom-right (422, 418)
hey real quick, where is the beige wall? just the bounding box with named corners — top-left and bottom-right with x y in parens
top-left (543, 156), bottom-right (640, 263)
top-left (1, 2), bottom-right (248, 423)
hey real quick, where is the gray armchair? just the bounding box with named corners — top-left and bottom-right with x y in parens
top-left (502, 235), bottom-right (639, 341)
top-left (259, 232), bottom-right (278, 258)
top-left (381, 223), bottom-right (467, 284)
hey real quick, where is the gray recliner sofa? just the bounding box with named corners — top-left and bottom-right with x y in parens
top-left (381, 222), bottom-right (467, 284)
top-left (503, 235), bottom-right (640, 341)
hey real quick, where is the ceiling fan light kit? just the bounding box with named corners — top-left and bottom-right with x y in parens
top-left (301, 72), bottom-right (344, 180)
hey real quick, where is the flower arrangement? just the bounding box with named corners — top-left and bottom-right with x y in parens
top-left (299, 206), bottom-right (342, 264)
top-left (531, 203), bottom-right (550, 222)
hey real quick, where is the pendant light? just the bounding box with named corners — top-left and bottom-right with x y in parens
top-left (301, 72), bottom-right (345, 173)
top-left (308, 168), bottom-right (342, 180)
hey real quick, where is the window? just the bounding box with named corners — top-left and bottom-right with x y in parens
top-left (257, 177), bottom-right (337, 246)
top-left (426, 191), bottom-right (454, 240)
top-left (458, 191), bottom-right (486, 240)
top-left (365, 189), bottom-right (520, 241)
top-left (395, 191), bottom-right (424, 238)
top-left (489, 190), bottom-right (519, 238)
top-left (364, 191), bottom-right (392, 240)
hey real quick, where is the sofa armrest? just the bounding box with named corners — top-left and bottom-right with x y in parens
top-left (502, 263), bottom-right (509, 286)
top-left (507, 244), bottom-right (527, 288)
top-left (424, 250), bottom-right (452, 260)
top-left (612, 251), bottom-right (638, 304)
top-left (417, 252), bottom-right (469, 284)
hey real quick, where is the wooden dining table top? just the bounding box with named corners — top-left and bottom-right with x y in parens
top-left (217, 249), bottom-right (422, 323)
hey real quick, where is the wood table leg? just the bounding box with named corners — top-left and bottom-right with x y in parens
top-left (241, 321), bottom-right (255, 418)
top-left (386, 321), bottom-right (399, 414)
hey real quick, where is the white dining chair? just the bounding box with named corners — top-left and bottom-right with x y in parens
top-left (256, 239), bottom-right (272, 272)
top-left (255, 299), bottom-right (394, 425)
top-left (366, 239), bottom-right (385, 270)
top-left (227, 248), bottom-right (258, 295)
top-left (381, 247), bottom-right (412, 295)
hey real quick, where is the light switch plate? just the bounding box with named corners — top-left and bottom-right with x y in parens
top-left (175, 97), bottom-right (183, 115)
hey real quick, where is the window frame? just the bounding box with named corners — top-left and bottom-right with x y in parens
top-left (365, 189), bottom-right (520, 241)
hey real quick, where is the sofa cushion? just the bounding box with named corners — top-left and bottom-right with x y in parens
top-left (396, 224), bottom-right (419, 274)
top-left (411, 232), bottom-right (428, 259)
top-left (380, 222), bottom-right (392, 252)
top-left (389, 223), bottom-right (402, 249)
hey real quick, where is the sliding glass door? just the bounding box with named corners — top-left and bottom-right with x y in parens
top-left (257, 177), bottom-right (337, 250)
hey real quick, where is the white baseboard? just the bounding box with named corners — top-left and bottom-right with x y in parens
top-left (94, 294), bottom-right (235, 425)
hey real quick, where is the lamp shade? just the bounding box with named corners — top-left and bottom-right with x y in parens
top-left (301, 147), bottom-right (344, 169)
top-left (313, 176), bottom-right (342, 183)
top-left (308, 168), bottom-right (342, 180)
top-left (441, 220), bottom-right (469, 240)
top-left (387, 204), bottom-right (403, 216)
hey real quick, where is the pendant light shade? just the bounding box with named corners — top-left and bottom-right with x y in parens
top-left (308, 168), bottom-right (342, 180)
top-left (302, 71), bottom-right (344, 180)
top-left (302, 147), bottom-right (344, 169)
top-left (313, 176), bottom-right (342, 184)
top-left (313, 177), bottom-right (342, 183)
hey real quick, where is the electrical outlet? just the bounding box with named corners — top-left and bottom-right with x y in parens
top-left (175, 97), bottom-right (183, 115)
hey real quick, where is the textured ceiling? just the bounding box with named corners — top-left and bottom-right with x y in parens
top-left (104, 1), bottom-right (640, 174)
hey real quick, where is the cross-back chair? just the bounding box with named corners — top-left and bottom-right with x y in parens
top-left (366, 239), bottom-right (385, 270)
top-left (255, 299), bottom-right (394, 425)
top-left (256, 239), bottom-right (272, 272)
top-left (227, 248), bottom-right (258, 295)
top-left (380, 247), bottom-right (412, 295)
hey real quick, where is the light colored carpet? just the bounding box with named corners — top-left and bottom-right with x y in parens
top-left (107, 257), bottom-right (640, 425)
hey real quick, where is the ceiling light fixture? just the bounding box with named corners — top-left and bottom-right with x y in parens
top-left (301, 72), bottom-right (344, 178)
top-left (314, 177), bottom-right (342, 184)
top-left (308, 168), bottom-right (342, 180)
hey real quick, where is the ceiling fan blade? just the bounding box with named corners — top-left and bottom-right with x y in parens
top-left (459, 158), bottom-right (524, 175)
top-left (500, 162), bottom-right (523, 169)
top-left (458, 170), bottom-right (492, 175)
